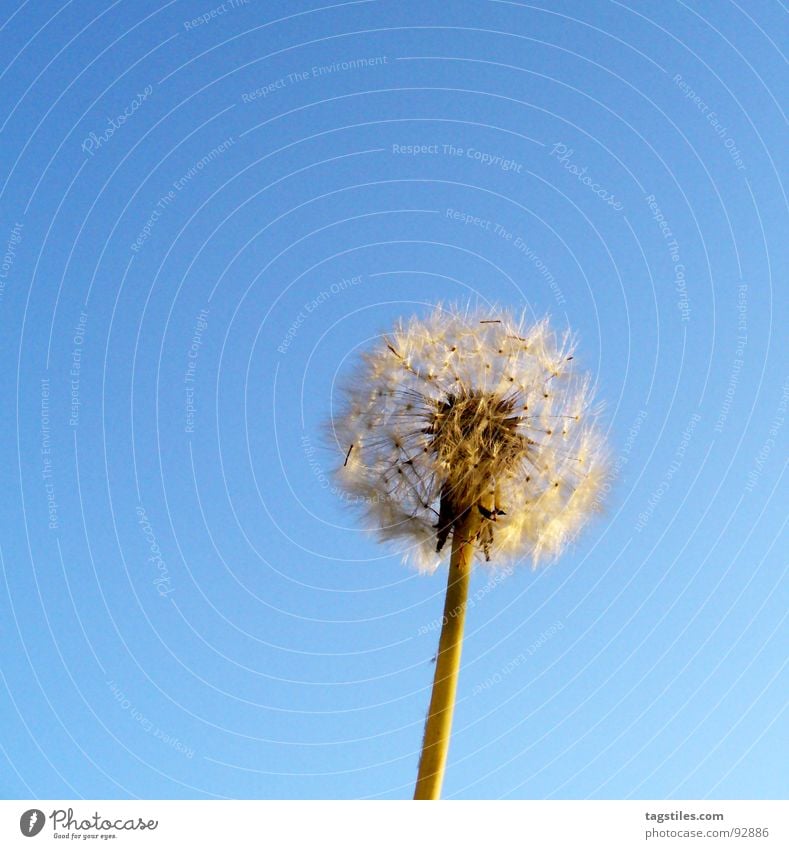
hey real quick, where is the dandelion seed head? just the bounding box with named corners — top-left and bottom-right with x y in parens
top-left (330, 305), bottom-right (608, 572)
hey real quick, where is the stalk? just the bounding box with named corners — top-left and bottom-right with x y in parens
top-left (413, 508), bottom-right (481, 800)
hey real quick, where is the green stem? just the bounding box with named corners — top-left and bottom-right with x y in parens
top-left (413, 508), bottom-right (480, 800)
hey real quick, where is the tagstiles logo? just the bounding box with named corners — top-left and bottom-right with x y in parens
top-left (20, 809), bottom-right (45, 837)
top-left (18, 808), bottom-right (159, 838)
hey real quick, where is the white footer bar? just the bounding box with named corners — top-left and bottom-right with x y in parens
top-left (3, 800), bottom-right (787, 848)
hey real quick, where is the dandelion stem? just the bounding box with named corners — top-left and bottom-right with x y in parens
top-left (413, 507), bottom-right (481, 800)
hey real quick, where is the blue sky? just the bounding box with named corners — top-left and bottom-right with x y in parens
top-left (0, 0), bottom-right (786, 800)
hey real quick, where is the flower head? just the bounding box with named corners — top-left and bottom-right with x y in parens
top-left (330, 305), bottom-right (608, 571)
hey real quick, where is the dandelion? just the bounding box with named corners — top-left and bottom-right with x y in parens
top-left (329, 304), bottom-right (608, 798)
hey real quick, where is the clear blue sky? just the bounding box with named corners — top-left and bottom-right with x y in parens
top-left (0, 0), bottom-right (786, 800)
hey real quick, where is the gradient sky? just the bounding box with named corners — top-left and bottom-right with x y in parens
top-left (0, 0), bottom-right (786, 800)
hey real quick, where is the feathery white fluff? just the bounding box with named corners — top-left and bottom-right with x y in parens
top-left (330, 305), bottom-right (608, 572)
